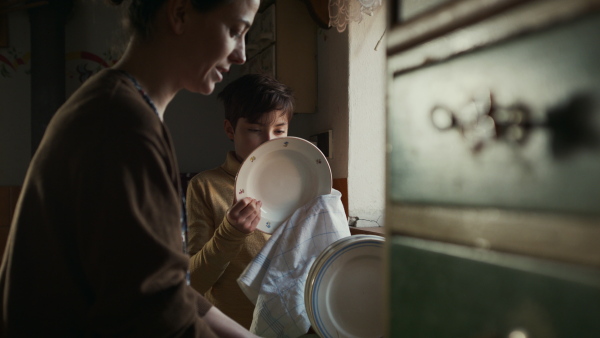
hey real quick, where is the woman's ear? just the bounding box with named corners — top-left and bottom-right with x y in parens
top-left (224, 120), bottom-right (235, 141)
top-left (166, 0), bottom-right (187, 35)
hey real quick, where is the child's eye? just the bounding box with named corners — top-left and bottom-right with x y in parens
top-left (275, 130), bottom-right (286, 134)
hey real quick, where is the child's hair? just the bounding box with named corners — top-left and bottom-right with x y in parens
top-left (218, 74), bottom-right (295, 129)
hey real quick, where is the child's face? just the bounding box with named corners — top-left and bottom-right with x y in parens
top-left (228, 110), bottom-right (289, 162)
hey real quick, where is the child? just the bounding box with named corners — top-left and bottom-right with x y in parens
top-left (186, 73), bottom-right (295, 328)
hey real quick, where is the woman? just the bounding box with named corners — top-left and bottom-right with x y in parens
top-left (0, 0), bottom-right (261, 337)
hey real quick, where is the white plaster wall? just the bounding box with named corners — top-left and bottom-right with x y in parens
top-left (310, 1), bottom-right (386, 227)
top-left (315, 28), bottom-right (349, 180)
top-left (347, 2), bottom-right (387, 227)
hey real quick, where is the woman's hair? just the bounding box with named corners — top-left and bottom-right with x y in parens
top-left (218, 73), bottom-right (295, 130)
top-left (106, 0), bottom-right (231, 40)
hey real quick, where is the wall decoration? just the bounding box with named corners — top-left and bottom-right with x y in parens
top-left (246, 4), bottom-right (275, 60)
top-left (241, 44), bottom-right (275, 77)
top-left (329, 0), bottom-right (383, 32)
top-left (0, 47), bottom-right (29, 77)
top-left (66, 50), bottom-right (118, 84)
top-left (1, 48), bottom-right (117, 81)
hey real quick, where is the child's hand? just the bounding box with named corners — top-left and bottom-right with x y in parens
top-left (226, 197), bottom-right (262, 234)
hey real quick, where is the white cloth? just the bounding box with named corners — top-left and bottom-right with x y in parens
top-left (237, 189), bottom-right (350, 338)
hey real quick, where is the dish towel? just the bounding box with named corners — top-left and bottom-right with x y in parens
top-left (237, 189), bottom-right (350, 338)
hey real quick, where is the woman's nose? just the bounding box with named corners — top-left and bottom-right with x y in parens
top-left (229, 40), bottom-right (246, 65)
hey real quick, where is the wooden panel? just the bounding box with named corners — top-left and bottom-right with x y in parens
top-left (397, 0), bottom-right (458, 23)
top-left (0, 227), bottom-right (9, 260)
top-left (388, 11), bottom-right (600, 215)
top-left (0, 187), bottom-right (10, 227)
top-left (332, 178), bottom-right (348, 217)
top-left (350, 226), bottom-right (385, 237)
top-left (244, 0), bottom-right (317, 113)
top-left (275, 0), bottom-right (317, 114)
top-left (388, 0), bottom-right (600, 72)
top-left (387, 203), bottom-right (600, 269)
top-left (388, 0), bottom-right (533, 55)
top-left (388, 236), bottom-right (600, 338)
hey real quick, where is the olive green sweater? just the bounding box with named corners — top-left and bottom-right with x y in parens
top-left (186, 151), bottom-right (270, 329)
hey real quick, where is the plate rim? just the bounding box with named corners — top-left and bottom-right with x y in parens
top-left (305, 235), bottom-right (385, 338)
top-left (234, 136), bottom-right (332, 234)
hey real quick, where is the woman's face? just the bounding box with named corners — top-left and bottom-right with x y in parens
top-left (226, 110), bottom-right (290, 163)
top-left (181, 0), bottom-right (260, 95)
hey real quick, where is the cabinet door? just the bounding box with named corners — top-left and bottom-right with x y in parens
top-left (388, 236), bottom-right (600, 338)
top-left (244, 1), bottom-right (317, 114)
top-left (388, 12), bottom-right (600, 215)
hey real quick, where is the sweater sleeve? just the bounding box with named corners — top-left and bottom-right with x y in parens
top-left (77, 125), bottom-right (217, 338)
top-left (186, 176), bottom-right (249, 294)
top-left (196, 292), bottom-right (213, 316)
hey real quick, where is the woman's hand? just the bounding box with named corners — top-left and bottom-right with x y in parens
top-left (226, 197), bottom-right (262, 234)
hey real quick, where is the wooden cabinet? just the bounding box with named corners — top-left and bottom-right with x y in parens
top-left (243, 0), bottom-right (318, 114)
top-left (389, 236), bottom-right (600, 337)
top-left (386, 0), bottom-right (600, 336)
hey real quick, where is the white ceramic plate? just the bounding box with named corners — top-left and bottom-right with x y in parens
top-left (235, 137), bottom-right (332, 233)
top-left (305, 236), bottom-right (360, 330)
top-left (306, 235), bottom-right (385, 338)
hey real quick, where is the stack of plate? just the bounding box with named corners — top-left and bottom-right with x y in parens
top-left (305, 235), bottom-right (385, 338)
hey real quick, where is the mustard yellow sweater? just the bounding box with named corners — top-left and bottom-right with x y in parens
top-left (186, 151), bottom-right (270, 329)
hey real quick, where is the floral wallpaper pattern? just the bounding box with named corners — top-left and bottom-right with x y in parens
top-left (0, 48), bottom-right (118, 82)
top-left (0, 47), bottom-right (29, 77)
